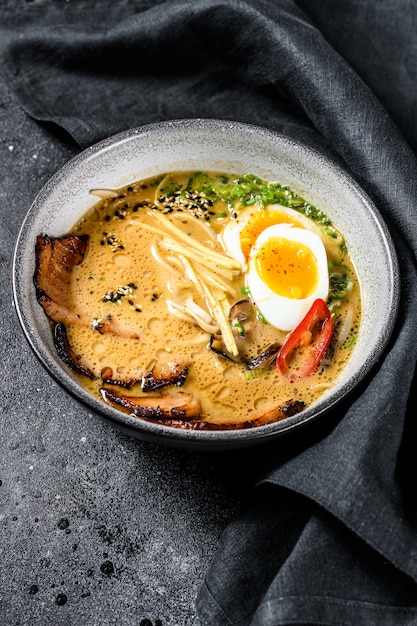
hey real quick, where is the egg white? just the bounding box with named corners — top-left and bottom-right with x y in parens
top-left (247, 224), bottom-right (329, 331)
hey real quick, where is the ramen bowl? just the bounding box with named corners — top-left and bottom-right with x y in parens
top-left (13, 119), bottom-right (400, 450)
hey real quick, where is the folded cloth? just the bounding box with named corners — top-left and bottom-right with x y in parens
top-left (2, 0), bottom-right (417, 623)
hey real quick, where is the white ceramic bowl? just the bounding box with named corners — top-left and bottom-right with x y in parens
top-left (13, 119), bottom-right (400, 449)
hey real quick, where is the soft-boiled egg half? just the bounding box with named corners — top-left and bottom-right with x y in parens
top-left (247, 224), bottom-right (329, 331)
top-left (221, 204), bottom-right (321, 270)
top-left (221, 204), bottom-right (329, 331)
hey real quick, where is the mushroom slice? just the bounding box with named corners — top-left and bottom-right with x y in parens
top-left (245, 341), bottom-right (282, 370)
top-left (229, 298), bottom-right (255, 338)
top-left (54, 323), bottom-right (96, 379)
top-left (100, 388), bottom-right (201, 421)
top-left (210, 299), bottom-right (258, 362)
top-left (228, 299), bottom-right (252, 322)
top-left (141, 359), bottom-right (189, 392)
top-left (209, 334), bottom-right (242, 363)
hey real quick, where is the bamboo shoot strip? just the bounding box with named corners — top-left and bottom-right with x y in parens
top-left (129, 219), bottom-right (239, 278)
top-left (149, 211), bottom-right (241, 270)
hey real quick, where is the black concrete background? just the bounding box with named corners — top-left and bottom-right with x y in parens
top-left (0, 75), bottom-right (256, 626)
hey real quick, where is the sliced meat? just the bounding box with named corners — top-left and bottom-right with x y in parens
top-left (35, 234), bottom-right (88, 312)
top-left (34, 234), bottom-right (139, 339)
top-left (35, 233), bottom-right (91, 327)
top-left (95, 316), bottom-right (140, 339)
top-left (101, 385), bottom-right (305, 430)
top-left (228, 299), bottom-right (253, 322)
top-left (245, 341), bottom-right (282, 370)
top-left (54, 322), bottom-right (96, 379)
top-left (141, 359), bottom-right (189, 392)
top-left (246, 399), bottom-right (307, 426)
top-left (152, 399), bottom-right (306, 430)
top-left (209, 334), bottom-right (242, 363)
top-left (100, 387), bottom-right (201, 421)
top-left (100, 359), bottom-right (189, 391)
top-left (100, 366), bottom-right (141, 390)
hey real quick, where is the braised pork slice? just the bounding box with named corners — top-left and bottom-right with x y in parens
top-left (35, 234), bottom-right (88, 313)
top-left (99, 358), bottom-right (189, 391)
top-left (34, 234), bottom-right (139, 339)
top-left (141, 359), bottom-right (189, 392)
top-left (151, 399), bottom-right (306, 430)
top-left (100, 387), bottom-right (201, 421)
top-left (100, 366), bottom-right (141, 390)
top-left (101, 386), bottom-right (305, 430)
top-left (54, 322), bottom-right (96, 379)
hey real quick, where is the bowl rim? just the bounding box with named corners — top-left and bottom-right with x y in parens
top-left (12, 118), bottom-right (401, 449)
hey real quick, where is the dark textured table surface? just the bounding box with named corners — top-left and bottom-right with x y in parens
top-left (0, 75), bottom-right (258, 626)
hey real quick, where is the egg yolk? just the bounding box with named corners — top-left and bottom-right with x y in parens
top-left (254, 236), bottom-right (319, 299)
top-left (240, 209), bottom-right (304, 260)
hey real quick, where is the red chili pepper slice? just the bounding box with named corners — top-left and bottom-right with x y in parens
top-left (277, 298), bottom-right (333, 381)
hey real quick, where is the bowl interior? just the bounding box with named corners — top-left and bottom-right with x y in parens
top-left (13, 119), bottom-right (400, 449)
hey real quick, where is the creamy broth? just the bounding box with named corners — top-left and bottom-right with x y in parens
top-left (42, 171), bottom-right (361, 428)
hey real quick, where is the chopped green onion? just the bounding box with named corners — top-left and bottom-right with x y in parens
top-left (328, 267), bottom-right (351, 303)
top-left (348, 334), bottom-right (357, 348)
top-left (240, 366), bottom-right (271, 380)
top-left (232, 321), bottom-right (245, 337)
